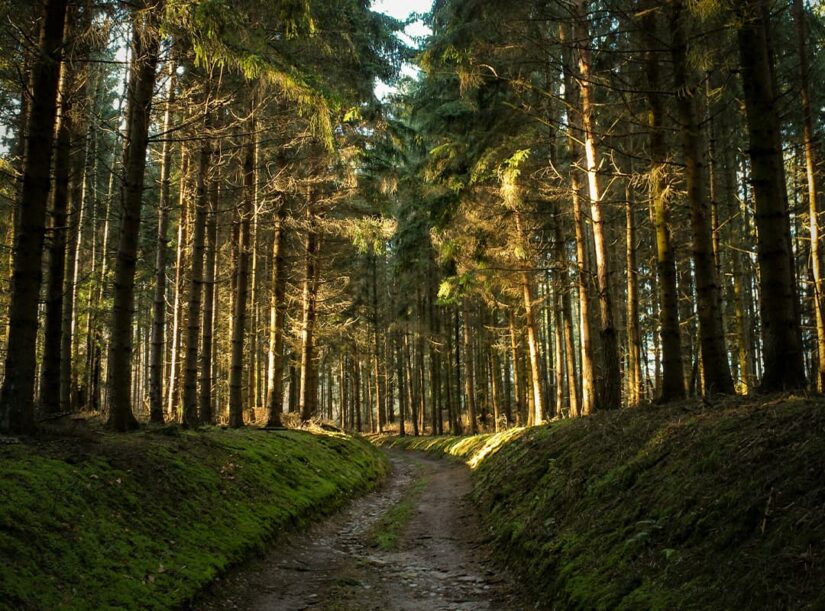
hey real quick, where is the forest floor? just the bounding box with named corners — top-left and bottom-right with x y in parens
top-left (194, 450), bottom-right (528, 611)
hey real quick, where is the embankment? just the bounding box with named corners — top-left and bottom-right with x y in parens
top-left (376, 397), bottom-right (825, 609)
top-left (0, 426), bottom-right (388, 610)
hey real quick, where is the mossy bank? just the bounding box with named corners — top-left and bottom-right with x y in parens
top-left (376, 396), bottom-right (825, 610)
top-left (0, 427), bottom-right (388, 610)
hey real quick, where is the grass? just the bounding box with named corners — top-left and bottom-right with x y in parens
top-left (367, 475), bottom-right (428, 550)
top-left (0, 425), bottom-right (388, 610)
top-left (374, 395), bottom-right (825, 610)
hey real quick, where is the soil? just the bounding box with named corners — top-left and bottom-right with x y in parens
top-left (194, 450), bottom-right (530, 610)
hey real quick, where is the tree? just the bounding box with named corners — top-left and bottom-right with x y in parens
top-left (228, 105), bottom-right (256, 428)
top-left (181, 102), bottom-right (211, 428)
top-left (149, 55), bottom-right (177, 424)
top-left (298, 202), bottom-right (320, 422)
top-left (0, 0), bottom-right (69, 434)
top-left (639, 1), bottom-right (685, 402)
top-left (571, 0), bottom-right (621, 410)
top-left (670, 1), bottom-right (734, 395)
top-left (735, 0), bottom-right (806, 391)
top-left (106, 0), bottom-right (164, 431)
top-left (792, 0), bottom-right (825, 391)
top-left (265, 201), bottom-right (287, 427)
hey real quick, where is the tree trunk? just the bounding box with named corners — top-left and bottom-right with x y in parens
top-left (736, 0), bottom-right (806, 390)
top-left (44, 2), bottom-right (91, 414)
top-left (461, 301), bottom-right (477, 433)
top-left (166, 150), bottom-right (189, 418)
top-left (105, 2), bottom-right (162, 431)
top-left (396, 334), bottom-right (406, 436)
top-left (560, 22), bottom-right (596, 415)
top-left (40, 46), bottom-right (76, 414)
top-left (490, 345), bottom-right (501, 431)
top-left (87, 37), bottom-right (130, 413)
top-left (550, 208), bottom-right (579, 417)
top-left (792, 0), bottom-right (825, 391)
top-left (149, 57), bottom-right (176, 423)
top-left (453, 307), bottom-right (462, 433)
top-left (288, 361), bottom-right (299, 413)
top-left (444, 316), bottom-right (454, 434)
top-left (182, 117), bottom-right (211, 427)
top-left (513, 210), bottom-right (546, 424)
top-left (298, 205), bottom-right (320, 421)
top-left (573, 0), bottom-right (620, 410)
top-left (508, 310), bottom-right (524, 425)
top-left (404, 332), bottom-right (420, 436)
top-left (640, 4), bottom-right (685, 402)
top-left (0, 0), bottom-right (68, 433)
top-left (372, 254), bottom-right (384, 432)
top-left (353, 359), bottom-right (362, 432)
top-left (266, 203), bottom-right (287, 427)
top-left (62, 63), bottom-right (92, 414)
top-left (338, 355), bottom-right (347, 429)
top-left (671, 3), bottom-right (734, 396)
top-left (229, 122), bottom-right (255, 428)
top-left (429, 271), bottom-right (442, 434)
top-left (248, 178), bottom-right (260, 411)
top-left (199, 149), bottom-right (218, 425)
top-left (625, 181), bottom-right (643, 406)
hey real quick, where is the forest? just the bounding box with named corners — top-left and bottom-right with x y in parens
top-left (2, 0), bottom-right (825, 435)
top-left (1, 0), bottom-right (825, 609)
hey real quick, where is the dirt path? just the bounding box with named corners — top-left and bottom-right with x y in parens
top-left (194, 450), bottom-right (528, 611)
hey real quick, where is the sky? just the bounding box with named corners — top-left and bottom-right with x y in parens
top-left (373, 0), bottom-right (433, 99)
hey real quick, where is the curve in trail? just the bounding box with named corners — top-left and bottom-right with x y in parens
top-left (195, 450), bottom-right (526, 611)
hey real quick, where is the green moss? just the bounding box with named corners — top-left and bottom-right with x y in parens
top-left (367, 476), bottom-right (427, 550)
top-left (0, 428), bottom-right (388, 610)
top-left (375, 397), bottom-right (825, 610)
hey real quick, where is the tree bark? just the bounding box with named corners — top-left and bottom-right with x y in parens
top-left (149, 57), bottom-right (176, 424)
top-left (513, 210), bottom-right (545, 424)
top-left (298, 205), bottom-right (320, 421)
top-left (550, 206), bottom-right (579, 417)
top-left (560, 21), bottom-right (596, 415)
top-left (229, 121), bottom-right (256, 428)
top-left (166, 150), bottom-right (189, 419)
top-left (0, 0), bottom-right (68, 434)
top-left (461, 300), bottom-right (477, 433)
top-left (62, 72), bottom-right (91, 414)
top-left (792, 0), bottom-right (825, 391)
top-left (573, 0), bottom-right (620, 410)
top-left (105, 2), bottom-right (162, 431)
top-left (671, 2), bottom-right (734, 396)
top-left (199, 147), bottom-right (218, 425)
top-left (396, 334), bottom-right (406, 436)
top-left (640, 3), bottom-right (685, 401)
top-left (182, 115), bottom-right (211, 428)
top-left (508, 310), bottom-right (524, 425)
top-left (266, 203), bottom-right (287, 426)
top-left (625, 181), bottom-right (642, 406)
top-left (372, 254), bottom-right (384, 432)
top-left (736, 0), bottom-right (806, 391)
top-left (40, 42), bottom-right (76, 414)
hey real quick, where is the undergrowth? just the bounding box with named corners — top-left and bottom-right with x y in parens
top-left (0, 427), bottom-right (388, 610)
top-left (375, 396), bottom-right (825, 610)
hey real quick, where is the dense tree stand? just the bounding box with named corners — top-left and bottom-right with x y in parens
top-left (0, 0), bottom-right (822, 434)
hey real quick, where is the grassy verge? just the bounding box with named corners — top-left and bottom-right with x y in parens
top-left (0, 426), bottom-right (388, 610)
top-left (367, 476), bottom-right (428, 550)
top-left (374, 396), bottom-right (825, 610)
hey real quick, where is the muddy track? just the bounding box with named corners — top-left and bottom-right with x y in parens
top-left (194, 450), bottom-right (529, 610)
